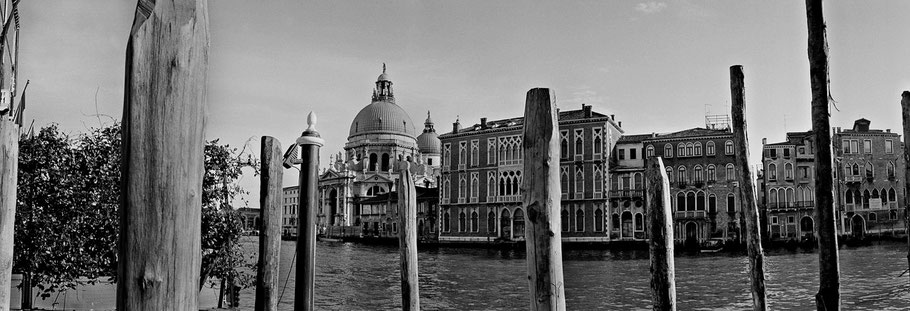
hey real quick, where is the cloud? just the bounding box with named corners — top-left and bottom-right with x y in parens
top-left (635, 1), bottom-right (668, 14)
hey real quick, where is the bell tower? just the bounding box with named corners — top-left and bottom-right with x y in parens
top-left (373, 63), bottom-right (394, 102)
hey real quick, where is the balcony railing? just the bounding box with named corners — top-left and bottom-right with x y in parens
top-left (675, 211), bottom-right (706, 219)
top-left (844, 176), bottom-right (862, 183)
top-left (609, 190), bottom-right (644, 198)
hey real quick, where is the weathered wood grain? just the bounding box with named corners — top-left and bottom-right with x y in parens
top-left (900, 91), bottom-right (910, 284)
top-left (805, 0), bottom-right (841, 309)
top-left (730, 65), bottom-right (769, 311)
top-left (0, 117), bottom-right (18, 310)
top-left (646, 157), bottom-right (676, 311)
top-left (397, 166), bottom-right (420, 311)
top-left (256, 136), bottom-right (282, 311)
top-left (117, 0), bottom-right (209, 309)
top-left (521, 88), bottom-right (566, 311)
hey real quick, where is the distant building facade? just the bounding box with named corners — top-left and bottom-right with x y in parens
top-left (437, 104), bottom-right (623, 243)
top-left (357, 188), bottom-right (439, 240)
top-left (608, 134), bottom-right (649, 241)
top-left (643, 127), bottom-right (744, 243)
top-left (761, 131), bottom-right (818, 241)
top-left (834, 119), bottom-right (905, 237)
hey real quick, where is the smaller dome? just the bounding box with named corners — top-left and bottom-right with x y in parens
top-left (418, 132), bottom-right (440, 154)
top-left (377, 63), bottom-right (391, 82)
top-left (417, 111), bottom-right (440, 154)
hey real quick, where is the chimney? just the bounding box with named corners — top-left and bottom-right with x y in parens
top-left (582, 104), bottom-right (592, 118)
top-left (453, 120), bottom-right (461, 133)
top-left (762, 138), bottom-right (767, 145)
top-left (610, 114), bottom-right (615, 120)
top-left (481, 117), bottom-right (487, 128)
top-left (887, 129), bottom-right (891, 133)
top-left (618, 121), bottom-right (622, 128)
top-left (651, 132), bottom-right (657, 138)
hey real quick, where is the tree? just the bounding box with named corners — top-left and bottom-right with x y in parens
top-left (14, 123), bottom-right (258, 302)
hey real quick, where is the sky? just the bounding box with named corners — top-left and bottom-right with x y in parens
top-left (17, 1), bottom-right (910, 207)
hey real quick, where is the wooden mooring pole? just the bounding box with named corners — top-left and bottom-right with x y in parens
top-left (646, 157), bottom-right (676, 311)
top-left (521, 88), bottom-right (567, 311)
top-left (0, 116), bottom-right (18, 309)
top-left (256, 136), bottom-right (283, 311)
top-left (900, 91), bottom-right (910, 284)
top-left (397, 166), bottom-right (420, 311)
top-left (295, 112), bottom-right (324, 311)
top-left (730, 65), bottom-right (769, 311)
top-left (117, 0), bottom-right (208, 309)
top-left (805, 0), bottom-right (841, 309)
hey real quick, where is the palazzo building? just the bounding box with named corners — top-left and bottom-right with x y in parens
top-left (437, 104), bottom-right (623, 243)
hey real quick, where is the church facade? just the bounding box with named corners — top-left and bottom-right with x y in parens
top-left (314, 66), bottom-right (441, 237)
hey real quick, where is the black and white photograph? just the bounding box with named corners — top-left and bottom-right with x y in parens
top-left (2, 0), bottom-right (909, 310)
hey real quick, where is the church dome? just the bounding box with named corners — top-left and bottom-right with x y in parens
top-left (349, 101), bottom-right (417, 139)
top-left (348, 65), bottom-right (417, 139)
top-left (417, 111), bottom-right (441, 154)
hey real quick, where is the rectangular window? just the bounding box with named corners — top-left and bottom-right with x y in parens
top-left (771, 216), bottom-right (778, 225)
top-left (788, 216), bottom-right (795, 224)
top-left (769, 148), bottom-right (777, 158)
top-left (850, 140), bottom-right (858, 154)
top-left (863, 140), bottom-right (872, 153)
top-left (630, 148), bottom-right (637, 160)
top-left (783, 148), bottom-right (790, 158)
top-left (618, 149), bottom-right (625, 160)
top-left (886, 140), bottom-right (893, 154)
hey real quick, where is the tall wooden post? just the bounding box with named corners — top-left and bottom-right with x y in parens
top-left (521, 88), bottom-right (567, 311)
top-left (295, 112), bottom-right (323, 311)
top-left (0, 117), bottom-right (18, 310)
top-left (805, 0), bottom-right (840, 309)
top-left (900, 91), bottom-right (910, 283)
top-left (646, 157), bottom-right (676, 311)
top-left (117, 0), bottom-right (208, 309)
top-left (256, 136), bottom-right (283, 311)
top-left (730, 65), bottom-right (769, 311)
top-left (397, 166), bottom-right (420, 311)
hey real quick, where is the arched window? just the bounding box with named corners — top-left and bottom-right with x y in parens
top-left (677, 192), bottom-right (686, 211)
top-left (561, 210), bottom-right (569, 232)
top-left (769, 189), bottom-right (779, 206)
top-left (785, 163), bottom-right (793, 179)
top-left (593, 166), bottom-right (603, 194)
top-left (612, 214), bottom-right (620, 230)
top-left (869, 212), bottom-right (877, 222)
top-left (575, 131), bottom-right (584, 156)
top-left (575, 209), bottom-right (585, 232)
top-left (865, 163), bottom-right (874, 178)
top-left (594, 136), bottom-right (602, 155)
top-left (666, 167), bottom-right (674, 183)
top-left (872, 189), bottom-right (880, 199)
top-left (851, 163), bottom-right (859, 176)
top-left (635, 213), bottom-right (644, 231)
top-left (561, 168), bottom-right (569, 195)
top-left (686, 143), bottom-right (694, 157)
top-left (513, 209), bottom-right (525, 237)
top-left (727, 194), bottom-right (736, 213)
top-left (369, 153), bottom-right (378, 171)
top-left (725, 140), bottom-right (735, 155)
top-left (487, 211), bottom-right (496, 233)
top-left (633, 173), bottom-right (643, 189)
top-left (686, 192), bottom-right (696, 211)
top-left (863, 190), bottom-right (870, 209)
top-left (694, 142), bottom-right (702, 156)
top-left (845, 190), bottom-right (853, 204)
top-left (889, 188), bottom-right (897, 202)
top-left (707, 165), bottom-right (716, 182)
top-left (442, 211), bottom-right (450, 232)
top-left (768, 163), bottom-right (778, 180)
top-left (708, 194), bottom-right (717, 213)
top-left (560, 131), bottom-right (568, 159)
top-left (471, 173), bottom-right (479, 199)
top-left (458, 211), bottom-right (467, 232)
top-left (786, 188), bottom-right (794, 204)
top-left (647, 145), bottom-right (655, 157)
top-left (575, 167), bottom-right (585, 196)
top-left (888, 162), bottom-right (896, 178)
top-left (381, 153), bottom-right (390, 171)
top-left (694, 165), bottom-right (704, 182)
top-left (664, 144), bottom-right (673, 157)
top-left (594, 209), bottom-right (604, 232)
top-left (488, 173), bottom-right (497, 199)
top-left (706, 141), bottom-right (716, 155)
top-left (726, 164), bottom-right (735, 181)
top-left (471, 211), bottom-right (479, 232)
top-left (458, 176), bottom-right (468, 202)
top-left (442, 178), bottom-right (450, 200)
top-left (677, 166), bottom-right (687, 183)
top-left (696, 191), bottom-right (705, 210)
top-left (677, 143), bottom-right (686, 157)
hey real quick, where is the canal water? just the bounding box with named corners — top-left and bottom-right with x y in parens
top-left (236, 238), bottom-right (910, 310)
